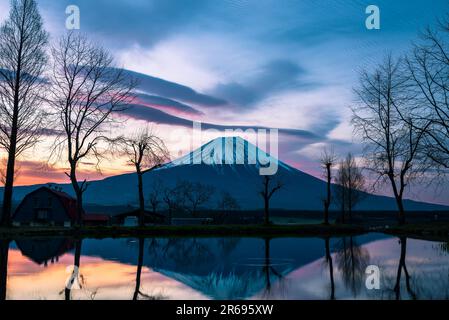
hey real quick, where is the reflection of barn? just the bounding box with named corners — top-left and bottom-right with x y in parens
top-left (112, 209), bottom-right (166, 226)
top-left (13, 187), bottom-right (109, 227)
top-left (15, 238), bottom-right (74, 266)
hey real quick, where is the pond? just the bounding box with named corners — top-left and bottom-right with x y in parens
top-left (0, 233), bottom-right (448, 300)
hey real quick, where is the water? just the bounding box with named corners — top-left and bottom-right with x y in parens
top-left (0, 233), bottom-right (448, 300)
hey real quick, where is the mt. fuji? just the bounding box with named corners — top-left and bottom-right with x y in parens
top-left (2, 137), bottom-right (447, 211)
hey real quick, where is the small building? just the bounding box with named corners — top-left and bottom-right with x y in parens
top-left (112, 209), bottom-right (166, 226)
top-left (13, 187), bottom-right (109, 227)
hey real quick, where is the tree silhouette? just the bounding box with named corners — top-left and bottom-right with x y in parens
top-left (0, 0), bottom-right (48, 226)
top-left (259, 176), bottom-right (283, 225)
top-left (320, 148), bottom-right (337, 225)
top-left (120, 128), bottom-right (169, 226)
top-left (0, 239), bottom-right (10, 300)
top-left (49, 33), bottom-right (136, 225)
top-left (352, 55), bottom-right (430, 225)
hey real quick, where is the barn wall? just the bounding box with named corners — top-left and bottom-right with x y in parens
top-left (14, 189), bottom-right (70, 224)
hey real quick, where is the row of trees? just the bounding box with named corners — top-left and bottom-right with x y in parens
top-left (320, 151), bottom-right (365, 224)
top-left (147, 179), bottom-right (241, 224)
top-left (319, 16), bottom-right (448, 226)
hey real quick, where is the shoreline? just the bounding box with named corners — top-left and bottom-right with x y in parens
top-left (0, 224), bottom-right (366, 239)
top-left (0, 222), bottom-right (448, 241)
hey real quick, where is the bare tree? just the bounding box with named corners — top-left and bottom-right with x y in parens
top-left (334, 153), bottom-right (366, 223)
top-left (407, 22), bottom-right (449, 171)
top-left (217, 191), bottom-right (240, 213)
top-left (0, 0), bottom-right (48, 226)
top-left (180, 181), bottom-right (214, 217)
top-left (352, 55), bottom-right (429, 225)
top-left (49, 33), bottom-right (136, 226)
top-left (148, 178), bottom-right (164, 215)
top-left (320, 148), bottom-right (337, 225)
top-left (162, 182), bottom-right (185, 225)
top-left (120, 128), bottom-right (169, 226)
top-left (259, 175), bottom-right (283, 225)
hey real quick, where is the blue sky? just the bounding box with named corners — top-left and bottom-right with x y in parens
top-left (1, 0), bottom-right (448, 204)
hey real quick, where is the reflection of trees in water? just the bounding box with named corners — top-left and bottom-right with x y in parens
top-left (261, 238), bottom-right (286, 299)
top-left (322, 237), bottom-right (335, 300)
top-left (63, 239), bottom-right (83, 300)
top-left (335, 237), bottom-right (370, 298)
top-left (146, 238), bottom-right (239, 269)
top-left (61, 239), bottom-right (98, 301)
top-left (393, 237), bottom-right (416, 300)
top-left (381, 237), bottom-right (449, 300)
top-left (0, 239), bottom-right (10, 301)
top-left (133, 238), bottom-right (167, 300)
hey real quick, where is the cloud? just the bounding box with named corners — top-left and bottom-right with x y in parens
top-left (123, 69), bottom-right (228, 107)
top-left (135, 93), bottom-right (204, 117)
top-left (211, 59), bottom-right (316, 107)
top-left (122, 103), bottom-right (321, 142)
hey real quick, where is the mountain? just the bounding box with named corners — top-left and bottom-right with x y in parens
top-left (2, 136), bottom-right (447, 211)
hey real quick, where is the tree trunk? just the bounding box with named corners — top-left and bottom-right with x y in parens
top-left (1, 96), bottom-right (19, 227)
top-left (1, 152), bottom-right (16, 227)
top-left (324, 164), bottom-right (331, 225)
top-left (389, 175), bottom-right (406, 225)
top-left (70, 166), bottom-right (84, 227)
top-left (264, 197), bottom-right (270, 225)
top-left (1, 26), bottom-right (23, 228)
top-left (397, 198), bottom-right (406, 225)
top-left (137, 170), bottom-right (145, 227)
top-left (133, 238), bottom-right (145, 300)
top-left (0, 239), bottom-right (10, 301)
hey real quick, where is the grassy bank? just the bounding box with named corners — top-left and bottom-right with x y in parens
top-left (0, 223), bottom-right (366, 239)
top-left (384, 221), bottom-right (449, 241)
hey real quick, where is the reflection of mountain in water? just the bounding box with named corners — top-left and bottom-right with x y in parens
top-left (79, 234), bottom-right (385, 299)
top-left (10, 234), bottom-right (386, 299)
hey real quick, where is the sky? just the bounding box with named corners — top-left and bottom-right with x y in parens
top-left (0, 0), bottom-right (448, 205)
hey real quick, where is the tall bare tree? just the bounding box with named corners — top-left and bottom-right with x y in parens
top-left (259, 175), bottom-right (283, 225)
top-left (335, 153), bottom-right (366, 222)
top-left (0, 0), bottom-right (48, 226)
top-left (120, 128), bottom-right (169, 226)
top-left (320, 148), bottom-right (337, 225)
top-left (49, 33), bottom-right (136, 225)
top-left (352, 55), bottom-right (429, 225)
top-left (407, 21), bottom-right (449, 171)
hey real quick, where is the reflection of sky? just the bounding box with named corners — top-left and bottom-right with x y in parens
top-left (6, 249), bottom-right (206, 300)
top-left (0, 0), bottom-right (447, 205)
top-left (251, 238), bottom-right (449, 300)
top-left (4, 235), bottom-right (449, 300)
